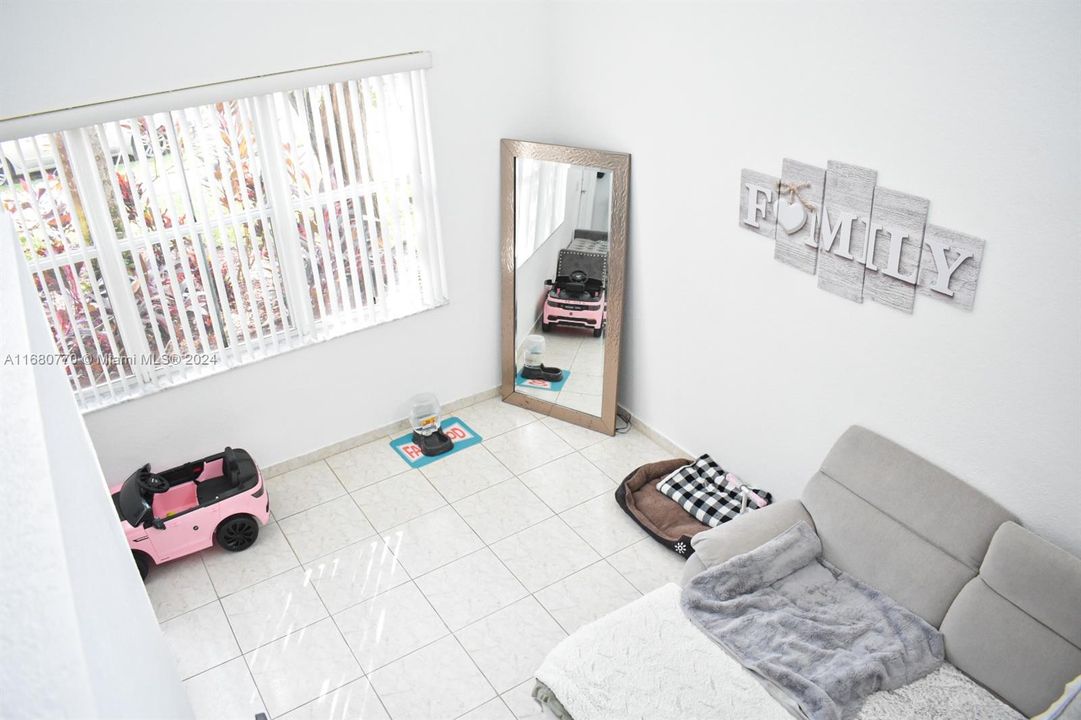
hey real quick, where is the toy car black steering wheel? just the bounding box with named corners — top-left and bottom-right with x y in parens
top-left (569, 270), bottom-right (587, 282)
top-left (137, 464), bottom-right (170, 494)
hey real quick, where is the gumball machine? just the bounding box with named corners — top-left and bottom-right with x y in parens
top-left (408, 393), bottom-right (454, 457)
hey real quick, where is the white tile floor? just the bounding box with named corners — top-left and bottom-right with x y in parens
top-left (148, 396), bottom-right (687, 720)
top-left (515, 327), bottom-right (605, 417)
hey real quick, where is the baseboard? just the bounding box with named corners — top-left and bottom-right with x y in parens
top-left (263, 389), bottom-right (688, 478)
top-left (619, 405), bottom-right (692, 459)
top-left (262, 386), bottom-right (501, 478)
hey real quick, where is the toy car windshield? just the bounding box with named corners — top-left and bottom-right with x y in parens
top-left (116, 467), bottom-right (153, 527)
top-left (551, 274), bottom-right (603, 297)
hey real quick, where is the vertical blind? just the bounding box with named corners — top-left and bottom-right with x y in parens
top-left (0, 55), bottom-right (445, 411)
top-left (514, 157), bottom-right (569, 268)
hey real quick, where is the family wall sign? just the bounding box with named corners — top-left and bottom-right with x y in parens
top-left (739, 160), bottom-right (985, 312)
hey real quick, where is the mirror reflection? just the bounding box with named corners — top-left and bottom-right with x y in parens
top-left (514, 158), bottom-right (612, 417)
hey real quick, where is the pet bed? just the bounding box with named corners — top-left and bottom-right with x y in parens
top-left (615, 458), bottom-right (709, 557)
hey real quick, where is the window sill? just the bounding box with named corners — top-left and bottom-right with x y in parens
top-left (79, 296), bottom-right (449, 415)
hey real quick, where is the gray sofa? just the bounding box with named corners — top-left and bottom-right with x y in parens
top-left (681, 425), bottom-right (1081, 717)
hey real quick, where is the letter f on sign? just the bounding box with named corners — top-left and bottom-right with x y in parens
top-left (743, 184), bottom-right (773, 228)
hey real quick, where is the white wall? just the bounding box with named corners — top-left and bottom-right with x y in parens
top-left (3, 0), bottom-right (553, 481)
top-left (8, 1), bottom-right (1080, 558)
top-left (545, 0), bottom-right (1081, 555)
top-left (589, 171), bottom-right (611, 232)
top-left (0, 219), bottom-right (191, 718)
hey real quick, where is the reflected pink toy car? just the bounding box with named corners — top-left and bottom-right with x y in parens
top-left (542, 278), bottom-right (606, 337)
top-left (541, 246), bottom-right (608, 338)
top-left (110, 447), bottom-right (270, 579)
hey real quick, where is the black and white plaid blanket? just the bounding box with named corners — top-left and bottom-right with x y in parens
top-left (656, 454), bottom-right (772, 527)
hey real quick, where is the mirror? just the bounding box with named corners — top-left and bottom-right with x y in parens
top-left (500, 140), bottom-right (629, 434)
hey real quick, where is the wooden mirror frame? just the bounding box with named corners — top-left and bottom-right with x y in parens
top-left (500, 139), bottom-right (630, 434)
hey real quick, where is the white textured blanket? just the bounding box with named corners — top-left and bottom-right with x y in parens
top-left (535, 584), bottom-right (1022, 720)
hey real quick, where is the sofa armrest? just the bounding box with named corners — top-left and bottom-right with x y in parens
top-left (688, 499), bottom-right (815, 570)
top-left (679, 553), bottom-right (709, 586)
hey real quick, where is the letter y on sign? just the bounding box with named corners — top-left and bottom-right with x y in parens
top-left (917, 225), bottom-right (985, 310)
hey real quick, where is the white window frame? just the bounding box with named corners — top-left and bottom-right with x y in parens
top-left (0, 52), bottom-right (446, 411)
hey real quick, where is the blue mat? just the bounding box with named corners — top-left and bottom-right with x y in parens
top-left (389, 416), bottom-right (482, 469)
top-left (515, 369), bottom-right (571, 393)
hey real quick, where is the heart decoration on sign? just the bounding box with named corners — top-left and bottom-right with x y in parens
top-left (777, 180), bottom-right (815, 235)
top-left (777, 199), bottom-right (806, 234)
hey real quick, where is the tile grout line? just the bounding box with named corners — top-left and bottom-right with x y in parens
top-left (452, 506), bottom-right (627, 715)
top-left (528, 556), bottom-right (644, 636)
top-left (451, 633), bottom-right (503, 715)
top-left (211, 518), bottom-right (302, 595)
top-left (217, 593), bottom-right (273, 720)
top-left (441, 497), bottom-right (577, 700)
top-left (162, 463), bottom-right (638, 638)
top-left (311, 573), bottom-right (397, 720)
top-left (173, 393), bottom-right (665, 719)
top-left (177, 525), bottom-right (644, 716)
top-left (553, 451), bottom-right (642, 557)
top-left (167, 397), bottom-right (497, 714)
top-left (269, 458), bottom-right (351, 522)
top-left (397, 460), bottom-right (649, 623)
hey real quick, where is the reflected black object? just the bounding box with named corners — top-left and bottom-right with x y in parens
top-left (521, 364), bottom-right (564, 382)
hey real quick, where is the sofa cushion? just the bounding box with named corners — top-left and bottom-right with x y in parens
top-left (679, 553), bottom-right (708, 586)
top-left (689, 499), bottom-right (814, 568)
top-left (802, 473), bottom-right (974, 627)
top-left (1032, 675), bottom-right (1081, 720)
top-left (816, 426), bottom-right (1018, 570)
top-left (941, 522), bottom-right (1081, 716)
top-left (979, 521), bottom-right (1081, 647)
top-left (802, 426), bottom-right (1017, 627)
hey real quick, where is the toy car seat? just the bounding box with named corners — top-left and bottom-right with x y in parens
top-left (550, 249), bottom-right (607, 298)
top-left (223, 447), bottom-right (240, 487)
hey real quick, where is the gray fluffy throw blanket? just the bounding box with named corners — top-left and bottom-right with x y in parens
top-left (681, 522), bottom-right (944, 720)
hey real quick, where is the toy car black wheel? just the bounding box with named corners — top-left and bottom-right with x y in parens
top-left (541, 321), bottom-right (551, 332)
top-left (133, 550), bottom-right (151, 580)
top-left (216, 515), bottom-right (259, 552)
top-left (593, 327), bottom-right (603, 338)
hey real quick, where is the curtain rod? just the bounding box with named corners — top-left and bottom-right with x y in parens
top-left (0, 51), bottom-right (432, 142)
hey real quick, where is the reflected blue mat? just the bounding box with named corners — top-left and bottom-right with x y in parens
top-left (515, 369), bottom-right (571, 393)
top-left (389, 416), bottom-right (482, 469)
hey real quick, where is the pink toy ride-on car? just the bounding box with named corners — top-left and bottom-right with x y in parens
top-left (542, 242), bottom-right (608, 338)
top-left (110, 447), bottom-right (270, 579)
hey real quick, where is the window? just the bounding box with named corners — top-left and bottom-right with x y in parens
top-left (514, 157), bottom-right (569, 267)
top-left (0, 58), bottom-right (445, 411)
